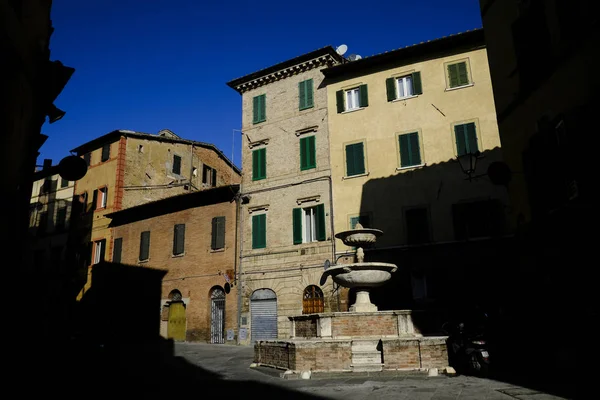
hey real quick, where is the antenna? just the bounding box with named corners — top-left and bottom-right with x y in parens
top-left (347, 54), bottom-right (362, 61)
top-left (335, 44), bottom-right (348, 56)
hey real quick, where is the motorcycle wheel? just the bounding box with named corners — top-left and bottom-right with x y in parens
top-left (469, 352), bottom-right (490, 378)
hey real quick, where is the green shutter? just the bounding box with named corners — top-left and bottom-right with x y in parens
top-left (306, 79), bottom-right (313, 108)
top-left (455, 124), bottom-right (468, 156)
top-left (212, 216), bottom-right (225, 250)
top-left (386, 78), bottom-right (396, 101)
top-left (345, 144), bottom-right (356, 176)
top-left (260, 94), bottom-right (266, 122)
top-left (336, 90), bottom-right (344, 113)
top-left (293, 208), bottom-right (302, 244)
top-left (252, 149), bottom-right (259, 180)
top-left (252, 148), bottom-right (266, 180)
top-left (448, 63), bottom-right (459, 88)
top-left (300, 136), bottom-right (316, 170)
top-left (307, 136), bottom-right (316, 169)
top-left (359, 84), bottom-right (369, 107)
top-left (316, 203), bottom-right (326, 241)
top-left (253, 96), bottom-right (259, 123)
top-left (253, 94), bottom-right (266, 123)
top-left (299, 79), bottom-right (313, 110)
top-left (465, 122), bottom-right (478, 153)
top-left (399, 134), bottom-right (410, 167)
top-left (458, 62), bottom-right (469, 86)
top-left (409, 132), bottom-right (421, 166)
top-left (252, 214), bottom-right (266, 249)
top-left (346, 143), bottom-right (365, 176)
top-left (112, 238), bottom-right (122, 263)
top-left (139, 231), bottom-right (150, 260)
top-left (259, 148), bottom-right (266, 179)
top-left (173, 224), bottom-right (185, 255)
top-left (411, 72), bottom-right (423, 95)
top-left (299, 81), bottom-right (306, 110)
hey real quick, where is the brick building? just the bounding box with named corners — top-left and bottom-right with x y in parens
top-left (107, 185), bottom-right (240, 343)
top-left (68, 128), bottom-right (241, 302)
top-left (227, 47), bottom-right (345, 343)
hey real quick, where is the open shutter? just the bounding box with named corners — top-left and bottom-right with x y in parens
top-left (173, 224), bottom-right (185, 255)
top-left (465, 122), bottom-right (478, 153)
top-left (386, 78), bottom-right (396, 101)
top-left (411, 72), bottom-right (423, 95)
top-left (211, 168), bottom-right (217, 187)
top-left (458, 62), bottom-right (469, 86)
top-left (336, 90), bottom-right (344, 113)
top-left (140, 231), bottom-right (150, 260)
top-left (455, 124), bottom-right (467, 156)
top-left (99, 239), bottom-right (106, 262)
top-left (448, 63), bottom-right (459, 88)
top-left (293, 208), bottom-right (302, 244)
top-left (359, 84), bottom-right (369, 107)
top-left (113, 238), bottom-right (123, 263)
top-left (409, 132), bottom-right (421, 166)
top-left (316, 203), bottom-right (326, 241)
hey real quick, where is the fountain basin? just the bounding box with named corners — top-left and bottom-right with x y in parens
top-left (323, 262), bottom-right (397, 288)
top-left (335, 228), bottom-right (382, 246)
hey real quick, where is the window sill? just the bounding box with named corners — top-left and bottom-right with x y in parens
top-left (343, 172), bottom-right (369, 180)
top-left (341, 107), bottom-right (365, 115)
top-left (392, 95), bottom-right (419, 103)
top-left (445, 83), bottom-right (474, 92)
top-left (396, 164), bottom-right (426, 171)
top-left (252, 177), bottom-right (266, 182)
top-left (171, 253), bottom-right (185, 258)
top-left (138, 259), bottom-right (149, 264)
top-left (211, 248), bottom-right (225, 253)
top-left (299, 105), bottom-right (314, 112)
top-left (253, 119), bottom-right (266, 125)
top-left (300, 166), bottom-right (316, 172)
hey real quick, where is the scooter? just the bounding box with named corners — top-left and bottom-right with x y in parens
top-left (442, 320), bottom-right (490, 377)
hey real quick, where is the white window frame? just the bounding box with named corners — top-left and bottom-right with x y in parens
top-left (396, 75), bottom-right (414, 99)
top-left (93, 240), bottom-right (104, 265)
top-left (99, 187), bottom-right (107, 208)
top-left (345, 87), bottom-right (360, 111)
top-left (302, 206), bottom-right (318, 243)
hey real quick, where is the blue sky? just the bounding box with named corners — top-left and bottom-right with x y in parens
top-left (41, 0), bottom-right (482, 168)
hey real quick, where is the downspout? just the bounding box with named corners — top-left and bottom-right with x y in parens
top-left (235, 188), bottom-right (243, 345)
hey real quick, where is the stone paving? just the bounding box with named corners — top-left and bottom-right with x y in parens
top-left (174, 342), bottom-right (574, 400)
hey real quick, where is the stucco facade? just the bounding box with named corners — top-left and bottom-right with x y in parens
top-left (109, 185), bottom-right (239, 343)
top-left (228, 47), bottom-right (345, 343)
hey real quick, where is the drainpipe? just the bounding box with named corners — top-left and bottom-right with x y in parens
top-left (235, 189), bottom-right (243, 345)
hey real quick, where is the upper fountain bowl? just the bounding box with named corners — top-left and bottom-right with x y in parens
top-left (335, 228), bottom-right (383, 247)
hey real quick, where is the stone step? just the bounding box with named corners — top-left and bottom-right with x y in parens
top-left (351, 363), bottom-right (384, 372)
top-left (352, 351), bottom-right (382, 364)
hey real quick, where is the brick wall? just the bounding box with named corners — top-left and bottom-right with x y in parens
top-left (332, 314), bottom-right (397, 337)
top-left (382, 338), bottom-right (448, 370)
top-left (254, 340), bottom-right (352, 371)
top-left (295, 318), bottom-right (317, 337)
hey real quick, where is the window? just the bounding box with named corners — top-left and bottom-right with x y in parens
top-left (293, 204), bottom-right (326, 244)
top-left (93, 187), bottom-right (108, 210)
top-left (93, 239), bottom-right (106, 264)
top-left (101, 144), bottom-right (110, 162)
top-left (303, 285), bottom-right (324, 314)
top-left (405, 207), bottom-right (431, 244)
top-left (139, 231), bottom-right (151, 261)
top-left (77, 192), bottom-right (88, 214)
top-left (454, 122), bottom-right (479, 156)
top-left (41, 179), bottom-right (52, 194)
top-left (447, 61), bottom-right (471, 88)
top-left (299, 136), bottom-right (316, 171)
top-left (173, 224), bottom-right (185, 255)
top-left (252, 94), bottom-right (266, 124)
top-left (336, 84), bottom-right (368, 113)
top-left (350, 214), bottom-right (370, 229)
top-left (345, 142), bottom-right (366, 177)
top-left (452, 199), bottom-right (505, 240)
top-left (398, 132), bottom-right (422, 167)
top-left (112, 238), bottom-right (123, 263)
top-left (83, 153), bottom-right (91, 166)
top-left (60, 177), bottom-right (69, 188)
top-left (172, 155), bottom-right (182, 175)
top-left (252, 148), bottom-right (266, 181)
top-left (299, 79), bottom-right (314, 110)
top-left (55, 207), bottom-right (67, 231)
top-left (386, 72), bottom-right (422, 101)
top-left (252, 214), bottom-right (266, 249)
top-left (211, 216), bottom-right (226, 250)
top-left (202, 165), bottom-right (217, 187)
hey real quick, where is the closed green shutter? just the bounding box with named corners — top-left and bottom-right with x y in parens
top-left (345, 143), bottom-right (365, 176)
top-left (252, 214), bottom-right (266, 249)
top-left (316, 203), bottom-right (326, 241)
top-left (386, 78), bottom-right (396, 101)
top-left (409, 132), bottom-right (421, 166)
top-left (260, 94), bottom-right (266, 121)
top-left (336, 90), bottom-right (344, 113)
top-left (457, 62), bottom-right (469, 86)
top-left (252, 148), bottom-right (266, 180)
top-left (465, 122), bottom-right (478, 153)
top-left (293, 208), bottom-right (303, 244)
top-left (299, 80), bottom-right (306, 109)
top-left (140, 231), bottom-right (150, 260)
top-left (253, 94), bottom-right (266, 123)
top-left (455, 124), bottom-right (467, 156)
top-left (299, 79), bottom-right (313, 110)
top-left (305, 79), bottom-right (313, 108)
top-left (299, 137), bottom-right (306, 170)
top-left (399, 134), bottom-right (410, 167)
top-left (173, 224), bottom-right (185, 255)
top-left (359, 84), bottom-right (369, 107)
top-left (346, 144), bottom-right (356, 176)
top-left (253, 96), bottom-right (259, 123)
top-left (300, 136), bottom-right (316, 170)
top-left (448, 63), bottom-right (459, 88)
top-left (112, 238), bottom-right (123, 263)
top-left (411, 72), bottom-right (423, 95)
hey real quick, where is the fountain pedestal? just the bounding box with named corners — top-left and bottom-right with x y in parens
top-left (350, 290), bottom-right (377, 312)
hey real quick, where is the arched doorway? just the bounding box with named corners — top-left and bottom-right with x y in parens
top-left (210, 286), bottom-right (225, 344)
top-left (303, 285), bottom-right (324, 314)
top-left (250, 288), bottom-right (277, 342)
top-left (167, 289), bottom-right (186, 341)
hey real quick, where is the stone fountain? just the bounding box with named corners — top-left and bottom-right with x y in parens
top-left (252, 224), bottom-right (449, 376)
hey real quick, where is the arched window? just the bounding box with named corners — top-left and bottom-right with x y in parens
top-left (302, 285), bottom-right (324, 314)
top-left (168, 289), bottom-right (182, 301)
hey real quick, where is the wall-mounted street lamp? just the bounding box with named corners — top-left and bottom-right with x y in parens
top-left (34, 155), bottom-right (88, 182)
top-left (456, 151), bottom-right (481, 182)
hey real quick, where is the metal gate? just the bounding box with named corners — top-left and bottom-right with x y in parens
top-left (250, 289), bottom-right (277, 342)
top-left (210, 287), bottom-right (225, 344)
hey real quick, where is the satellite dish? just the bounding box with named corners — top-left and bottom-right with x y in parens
top-left (336, 44), bottom-right (348, 56)
top-left (58, 155), bottom-right (88, 181)
top-left (347, 54), bottom-right (362, 61)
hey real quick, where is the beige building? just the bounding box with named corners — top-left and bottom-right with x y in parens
top-left (69, 129), bottom-right (240, 300)
top-left (227, 47), bottom-right (345, 343)
top-left (323, 29), bottom-right (512, 309)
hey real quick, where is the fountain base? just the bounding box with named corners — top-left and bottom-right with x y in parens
top-left (349, 290), bottom-right (378, 312)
